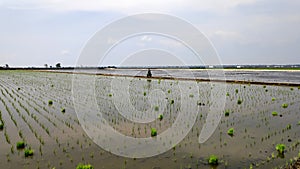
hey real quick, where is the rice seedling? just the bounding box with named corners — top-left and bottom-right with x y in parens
top-left (170, 99), bottom-right (174, 104)
top-left (224, 110), bottom-right (230, 117)
top-left (276, 144), bottom-right (285, 154)
top-left (24, 148), bottom-right (34, 157)
top-left (237, 99), bottom-right (242, 105)
top-left (61, 108), bottom-right (66, 113)
top-left (48, 100), bottom-right (53, 105)
top-left (227, 128), bottom-right (234, 136)
top-left (281, 103), bottom-right (288, 108)
top-left (76, 164), bottom-right (94, 169)
top-left (151, 128), bottom-right (157, 137)
top-left (16, 141), bottom-right (25, 149)
top-left (0, 122), bottom-right (3, 130)
top-left (208, 155), bottom-right (218, 165)
top-left (158, 114), bottom-right (163, 121)
top-left (272, 111), bottom-right (278, 116)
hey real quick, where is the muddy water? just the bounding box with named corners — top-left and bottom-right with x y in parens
top-left (0, 70), bottom-right (299, 169)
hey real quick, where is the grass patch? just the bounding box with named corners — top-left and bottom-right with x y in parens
top-left (76, 164), bottom-right (94, 169)
top-left (16, 141), bottom-right (25, 149)
top-left (227, 128), bottom-right (234, 136)
top-left (272, 111), bottom-right (278, 116)
top-left (208, 155), bottom-right (218, 165)
top-left (281, 103), bottom-right (288, 108)
top-left (151, 128), bottom-right (157, 137)
top-left (24, 148), bottom-right (34, 157)
top-left (276, 144), bottom-right (285, 154)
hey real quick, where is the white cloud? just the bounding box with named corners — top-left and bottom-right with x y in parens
top-left (214, 30), bottom-right (242, 40)
top-left (1, 0), bottom-right (257, 13)
top-left (60, 49), bottom-right (70, 56)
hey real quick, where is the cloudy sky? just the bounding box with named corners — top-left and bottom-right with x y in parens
top-left (0, 0), bottom-right (299, 67)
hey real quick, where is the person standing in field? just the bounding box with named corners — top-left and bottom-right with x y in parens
top-left (147, 69), bottom-right (152, 78)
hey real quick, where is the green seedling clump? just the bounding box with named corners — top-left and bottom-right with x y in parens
top-left (24, 149), bottom-right (34, 157)
top-left (170, 99), bottom-right (174, 104)
top-left (0, 122), bottom-right (3, 130)
top-left (61, 108), bottom-right (66, 113)
top-left (237, 99), bottom-right (242, 105)
top-left (272, 111), bottom-right (278, 116)
top-left (154, 106), bottom-right (159, 111)
top-left (76, 164), bottom-right (94, 169)
top-left (276, 144), bottom-right (285, 154)
top-left (272, 97), bottom-right (276, 101)
top-left (227, 128), bottom-right (234, 136)
top-left (282, 103), bottom-right (288, 108)
top-left (48, 100), bottom-right (53, 105)
top-left (151, 128), bottom-right (157, 137)
top-left (16, 141), bottom-right (25, 149)
top-left (208, 155), bottom-right (218, 165)
top-left (224, 110), bottom-right (230, 117)
top-left (158, 114), bottom-right (163, 121)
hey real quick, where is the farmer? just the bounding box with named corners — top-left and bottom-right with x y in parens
top-left (147, 69), bottom-right (152, 78)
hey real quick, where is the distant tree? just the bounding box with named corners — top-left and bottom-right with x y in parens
top-left (5, 64), bottom-right (9, 68)
top-left (56, 63), bottom-right (61, 68)
top-left (44, 64), bottom-right (48, 68)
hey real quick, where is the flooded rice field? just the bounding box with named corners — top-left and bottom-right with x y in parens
top-left (55, 68), bottom-right (300, 84)
top-left (0, 70), bottom-right (299, 169)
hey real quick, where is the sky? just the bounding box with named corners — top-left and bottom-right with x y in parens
top-left (0, 0), bottom-right (300, 67)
